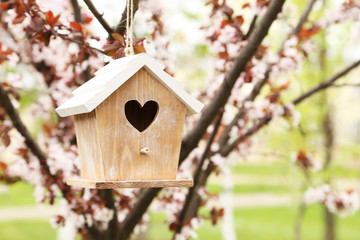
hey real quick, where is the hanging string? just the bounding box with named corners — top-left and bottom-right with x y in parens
top-left (125, 0), bottom-right (134, 56)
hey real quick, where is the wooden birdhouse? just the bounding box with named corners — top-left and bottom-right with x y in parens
top-left (56, 53), bottom-right (204, 189)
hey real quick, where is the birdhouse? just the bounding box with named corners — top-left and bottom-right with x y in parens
top-left (56, 54), bottom-right (204, 189)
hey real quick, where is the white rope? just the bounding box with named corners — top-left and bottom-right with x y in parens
top-left (125, 0), bottom-right (134, 56)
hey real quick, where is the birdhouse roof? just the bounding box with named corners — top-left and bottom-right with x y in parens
top-left (55, 53), bottom-right (204, 117)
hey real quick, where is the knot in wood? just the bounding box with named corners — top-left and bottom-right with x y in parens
top-left (140, 147), bottom-right (150, 155)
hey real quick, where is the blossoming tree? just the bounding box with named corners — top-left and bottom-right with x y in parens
top-left (0, 0), bottom-right (359, 239)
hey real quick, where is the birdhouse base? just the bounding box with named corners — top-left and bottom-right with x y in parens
top-left (67, 178), bottom-right (194, 189)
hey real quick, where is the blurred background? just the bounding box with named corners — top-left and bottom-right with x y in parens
top-left (0, 0), bottom-right (360, 239)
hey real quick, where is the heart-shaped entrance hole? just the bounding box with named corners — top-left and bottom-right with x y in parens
top-left (125, 100), bottom-right (159, 132)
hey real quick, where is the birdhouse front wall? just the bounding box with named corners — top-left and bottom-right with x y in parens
top-left (75, 67), bottom-right (187, 182)
top-left (74, 110), bottom-right (105, 181)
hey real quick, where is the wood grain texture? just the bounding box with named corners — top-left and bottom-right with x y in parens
top-left (74, 111), bottom-right (105, 180)
top-left (67, 178), bottom-right (193, 189)
top-left (95, 68), bottom-right (187, 181)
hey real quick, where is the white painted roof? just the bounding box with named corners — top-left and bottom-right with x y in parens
top-left (56, 53), bottom-right (204, 117)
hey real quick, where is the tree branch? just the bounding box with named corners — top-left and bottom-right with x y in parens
top-left (217, 0), bottom-right (318, 149)
top-left (330, 83), bottom-right (360, 88)
top-left (119, 188), bottom-right (161, 240)
top-left (180, 0), bottom-right (286, 163)
top-left (292, 0), bottom-right (317, 35)
top-left (0, 85), bottom-right (48, 165)
top-left (220, 59), bottom-right (360, 156)
top-left (52, 31), bottom-right (106, 55)
top-left (70, 0), bottom-right (83, 23)
top-left (70, 0), bottom-right (92, 81)
top-left (100, 189), bottom-right (119, 240)
top-left (244, 14), bottom-right (258, 39)
top-left (114, 0), bottom-right (140, 35)
top-left (68, 5), bottom-right (118, 235)
top-left (83, 0), bottom-right (113, 36)
top-left (0, 84), bottom-right (72, 199)
top-left (175, 112), bottom-right (223, 235)
top-left (118, 0), bottom-right (286, 237)
top-left (292, 60), bottom-right (360, 105)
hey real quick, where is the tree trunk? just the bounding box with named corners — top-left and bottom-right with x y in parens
top-left (322, 111), bottom-right (336, 240)
top-left (294, 200), bottom-right (307, 240)
top-left (324, 207), bottom-right (336, 240)
top-left (319, 10), bottom-right (336, 238)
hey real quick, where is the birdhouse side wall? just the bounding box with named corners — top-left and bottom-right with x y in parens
top-left (74, 111), bottom-right (105, 180)
top-left (95, 68), bottom-right (187, 181)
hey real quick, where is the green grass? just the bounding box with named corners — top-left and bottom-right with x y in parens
top-left (233, 205), bottom-right (360, 240)
top-left (232, 163), bottom-right (291, 176)
top-left (1, 206), bottom-right (358, 240)
top-left (0, 182), bottom-right (36, 207)
top-left (327, 165), bottom-right (360, 179)
top-left (233, 162), bottom-right (360, 179)
top-left (0, 220), bottom-right (56, 240)
top-left (207, 183), bottom-right (290, 194)
top-left (148, 205), bottom-right (360, 239)
top-left (0, 162), bottom-right (359, 240)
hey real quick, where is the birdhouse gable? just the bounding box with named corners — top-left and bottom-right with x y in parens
top-left (56, 53), bottom-right (204, 117)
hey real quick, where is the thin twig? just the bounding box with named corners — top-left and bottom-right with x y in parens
top-left (220, 59), bottom-right (360, 156)
top-left (292, 0), bottom-right (318, 35)
top-left (118, 1), bottom-right (286, 237)
top-left (329, 83), bottom-right (360, 88)
top-left (294, 200), bottom-right (307, 240)
top-left (83, 0), bottom-right (113, 36)
top-left (218, 0), bottom-right (319, 150)
top-left (180, 0), bottom-right (286, 163)
top-left (114, 0), bottom-right (140, 35)
top-left (52, 30), bottom-right (106, 54)
top-left (292, 60), bottom-right (360, 105)
top-left (175, 112), bottom-right (224, 236)
top-left (119, 188), bottom-right (161, 240)
top-left (0, 84), bottom-right (73, 200)
top-left (244, 14), bottom-right (258, 39)
top-left (69, 0), bottom-right (92, 81)
top-left (70, 0), bottom-right (83, 23)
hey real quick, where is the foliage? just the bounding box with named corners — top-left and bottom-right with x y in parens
top-left (0, 0), bottom-right (360, 239)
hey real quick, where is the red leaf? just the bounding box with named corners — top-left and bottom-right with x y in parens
top-left (106, 49), bottom-right (118, 57)
top-left (235, 16), bottom-right (244, 25)
top-left (242, 3), bottom-right (250, 9)
top-left (111, 33), bottom-right (125, 44)
top-left (16, 148), bottom-right (28, 156)
top-left (133, 43), bottom-right (146, 54)
top-left (1, 132), bottom-right (10, 147)
top-left (70, 21), bottom-right (83, 33)
top-left (83, 14), bottom-right (93, 24)
top-left (218, 50), bottom-right (229, 59)
top-left (0, 161), bottom-right (7, 170)
top-left (0, 3), bottom-right (11, 10)
top-left (45, 11), bottom-right (54, 24)
top-left (257, 0), bottom-right (270, 8)
top-left (220, 4), bottom-right (234, 18)
top-left (218, 208), bottom-right (224, 216)
top-left (114, 48), bottom-right (125, 59)
top-left (299, 26), bottom-right (320, 39)
top-left (244, 71), bottom-right (252, 83)
top-left (103, 41), bottom-right (123, 52)
top-left (278, 81), bottom-right (290, 91)
top-left (12, 15), bottom-right (26, 24)
top-left (169, 222), bottom-right (177, 231)
top-left (267, 92), bottom-right (279, 103)
top-left (51, 14), bottom-right (61, 26)
top-left (220, 19), bottom-right (228, 28)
